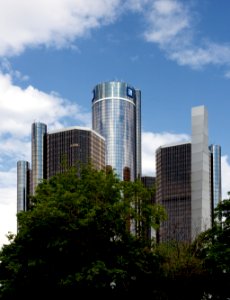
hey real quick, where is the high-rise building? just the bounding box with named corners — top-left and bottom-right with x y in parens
top-left (92, 81), bottom-right (141, 181)
top-left (156, 142), bottom-right (192, 243)
top-left (209, 144), bottom-right (222, 222)
top-left (156, 105), bottom-right (214, 243)
top-left (31, 122), bottom-right (47, 195)
top-left (191, 106), bottom-right (211, 238)
top-left (46, 126), bottom-right (105, 178)
top-left (17, 160), bottom-right (30, 213)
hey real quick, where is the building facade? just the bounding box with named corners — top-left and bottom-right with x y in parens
top-left (92, 81), bottom-right (141, 181)
top-left (209, 144), bottom-right (222, 222)
top-left (46, 126), bottom-right (105, 178)
top-left (17, 160), bottom-right (30, 213)
top-left (141, 176), bottom-right (156, 240)
top-left (31, 122), bottom-right (47, 195)
top-left (156, 142), bottom-right (192, 243)
top-left (191, 106), bottom-right (211, 238)
top-left (156, 106), bottom-right (214, 243)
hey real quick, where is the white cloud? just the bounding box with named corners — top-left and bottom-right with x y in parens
top-left (0, 169), bottom-right (17, 248)
top-left (142, 131), bottom-right (190, 176)
top-left (144, 0), bottom-right (190, 46)
top-left (225, 70), bottom-right (230, 79)
top-left (0, 72), bottom-right (91, 248)
top-left (0, 0), bottom-right (122, 56)
top-left (0, 72), bottom-right (91, 138)
top-left (170, 42), bottom-right (230, 70)
top-left (143, 0), bottom-right (230, 70)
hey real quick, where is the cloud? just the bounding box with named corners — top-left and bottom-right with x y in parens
top-left (142, 131), bottom-right (190, 176)
top-left (169, 42), bottom-right (230, 70)
top-left (143, 0), bottom-right (230, 70)
top-left (0, 72), bottom-right (91, 248)
top-left (0, 72), bottom-right (91, 139)
top-left (144, 0), bottom-right (190, 46)
top-left (0, 169), bottom-right (17, 247)
top-left (225, 70), bottom-right (230, 79)
top-left (0, 0), bottom-right (122, 56)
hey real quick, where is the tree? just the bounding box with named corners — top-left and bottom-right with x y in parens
top-left (0, 165), bottom-right (166, 299)
top-left (193, 194), bottom-right (230, 299)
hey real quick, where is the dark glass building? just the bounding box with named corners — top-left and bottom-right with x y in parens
top-left (46, 126), bottom-right (105, 178)
top-left (156, 142), bottom-right (192, 243)
top-left (92, 81), bottom-right (141, 181)
top-left (141, 176), bottom-right (156, 240)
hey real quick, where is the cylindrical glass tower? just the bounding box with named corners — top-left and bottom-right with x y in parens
top-left (92, 81), bottom-right (141, 181)
top-left (31, 122), bottom-right (47, 195)
top-left (17, 160), bottom-right (30, 213)
top-left (209, 144), bottom-right (222, 210)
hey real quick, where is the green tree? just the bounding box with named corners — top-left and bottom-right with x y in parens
top-left (0, 165), bottom-right (166, 299)
top-left (193, 194), bottom-right (230, 299)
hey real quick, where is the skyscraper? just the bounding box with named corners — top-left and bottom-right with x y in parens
top-left (191, 106), bottom-right (211, 238)
top-left (209, 144), bottom-right (222, 221)
top-left (31, 122), bottom-right (47, 195)
top-left (156, 105), bottom-right (214, 243)
top-left (46, 126), bottom-right (105, 178)
top-left (156, 142), bottom-right (192, 242)
top-left (92, 81), bottom-right (141, 181)
top-left (17, 160), bottom-right (30, 213)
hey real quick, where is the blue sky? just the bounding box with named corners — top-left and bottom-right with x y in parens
top-left (0, 0), bottom-right (230, 247)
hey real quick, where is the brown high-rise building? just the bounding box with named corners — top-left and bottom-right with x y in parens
top-left (156, 142), bottom-right (191, 243)
top-left (46, 126), bottom-right (105, 179)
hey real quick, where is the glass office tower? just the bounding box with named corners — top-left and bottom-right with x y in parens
top-left (209, 144), bottom-right (222, 219)
top-left (17, 160), bottom-right (30, 213)
top-left (92, 81), bottom-right (141, 181)
top-left (31, 122), bottom-right (47, 195)
top-left (46, 126), bottom-right (105, 178)
top-left (156, 142), bottom-right (192, 243)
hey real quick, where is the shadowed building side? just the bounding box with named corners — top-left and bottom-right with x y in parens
top-left (156, 142), bottom-right (192, 243)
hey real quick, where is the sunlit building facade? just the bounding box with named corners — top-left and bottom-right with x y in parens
top-left (31, 122), bottom-right (47, 195)
top-left (191, 106), bottom-right (211, 238)
top-left (92, 81), bottom-right (141, 181)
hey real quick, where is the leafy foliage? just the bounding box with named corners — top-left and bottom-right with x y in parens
top-left (0, 165), bottom-right (165, 298)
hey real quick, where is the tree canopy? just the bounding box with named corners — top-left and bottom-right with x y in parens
top-left (0, 165), bottom-right (166, 299)
top-left (1, 164), bottom-right (229, 299)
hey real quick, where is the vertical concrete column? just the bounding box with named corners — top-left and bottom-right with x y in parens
top-left (191, 106), bottom-right (211, 239)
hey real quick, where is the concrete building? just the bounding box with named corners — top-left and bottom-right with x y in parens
top-left (156, 105), bottom-right (214, 242)
top-left (92, 81), bottom-right (141, 181)
top-left (191, 106), bottom-right (211, 238)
